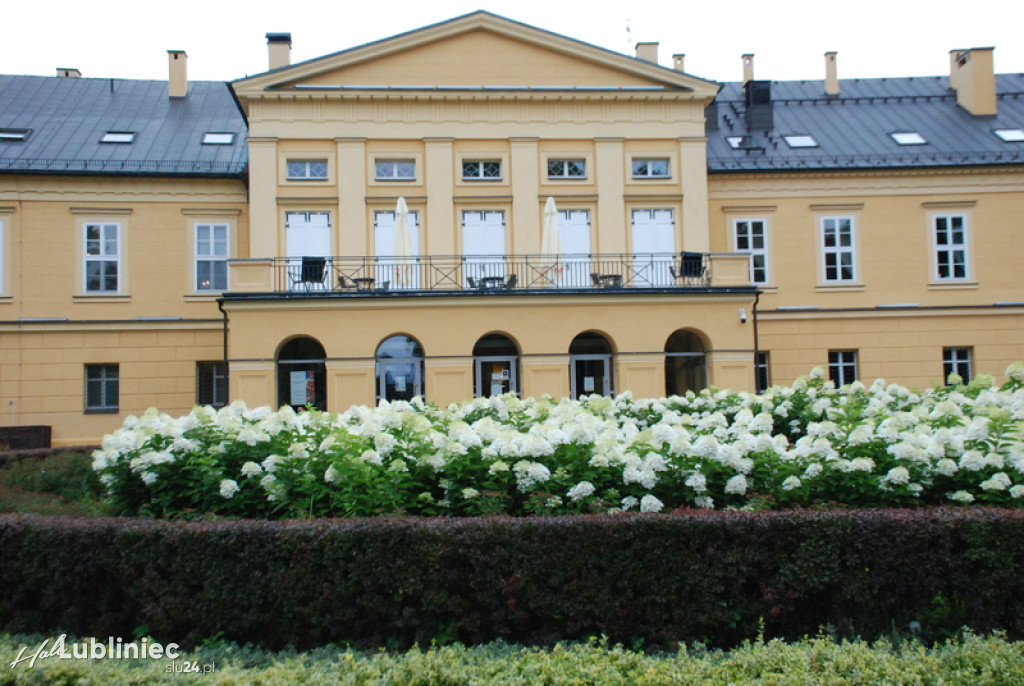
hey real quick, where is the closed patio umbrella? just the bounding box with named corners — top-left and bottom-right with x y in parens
top-left (393, 197), bottom-right (413, 287)
top-left (540, 196), bottom-right (562, 284)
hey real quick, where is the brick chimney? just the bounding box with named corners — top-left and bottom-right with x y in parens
top-left (56, 68), bottom-right (81, 78)
top-left (168, 50), bottom-right (187, 98)
top-left (635, 42), bottom-right (659, 64)
top-left (950, 47), bottom-right (996, 116)
top-left (267, 33), bottom-right (292, 71)
top-left (824, 52), bottom-right (839, 96)
top-left (742, 54), bottom-right (755, 84)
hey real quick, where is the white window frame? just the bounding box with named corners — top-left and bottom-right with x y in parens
top-left (286, 159), bottom-right (329, 180)
top-left (462, 160), bottom-right (502, 181)
top-left (195, 223), bottom-right (230, 292)
top-left (820, 216), bottom-right (857, 283)
top-left (547, 159), bottom-right (586, 179)
top-left (932, 214), bottom-right (969, 282)
top-left (734, 219), bottom-right (769, 284)
top-left (374, 159), bottom-right (416, 181)
top-left (84, 222), bottom-right (121, 293)
top-left (828, 350), bottom-right (858, 387)
top-left (197, 361), bottom-right (229, 407)
top-left (943, 347), bottom-right (972, 384)
top-left (631, 158), bottom-right (671, 179)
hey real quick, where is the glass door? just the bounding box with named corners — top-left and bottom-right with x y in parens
top-left (377, 358), bottom-right (422, 402)
top-left (570, 354), bottom-right (611, 397)
top-left (475, 356), bottom-right (517, 397)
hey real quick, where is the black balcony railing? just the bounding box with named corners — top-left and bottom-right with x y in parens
top-left (274, 252), bottom-right (711, 294)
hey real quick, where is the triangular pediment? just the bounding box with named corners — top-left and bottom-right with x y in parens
top-left (233, 11), bottom-right (718, 97)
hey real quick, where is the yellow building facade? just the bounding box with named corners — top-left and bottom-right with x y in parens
top-left (1, 13), bottom-right (1021, 445)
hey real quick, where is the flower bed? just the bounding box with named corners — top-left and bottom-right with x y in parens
top-left (93, 365), bottom-right (1024, 519)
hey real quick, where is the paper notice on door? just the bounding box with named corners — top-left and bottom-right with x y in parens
top-left (583, 376), bottom-right (595, 392)
top-left (395, 375), bottom-right (407, 392)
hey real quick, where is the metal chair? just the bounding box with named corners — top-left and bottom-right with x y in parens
top-left (290, 256), bottom-right (327, 291)
top-left (670, 252), bottom-right (707, 285)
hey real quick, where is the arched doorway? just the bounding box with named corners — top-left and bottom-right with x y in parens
top-left (665, 329), bottom-right (707, 396)
top-left (376, 334), bottom-right (424, 402)
top-left (569, 332), bottom-right (614, 397)
top-left (277, 336), bottom-right (327, 410)
top-left (473, 333), bottom-right (520, 397)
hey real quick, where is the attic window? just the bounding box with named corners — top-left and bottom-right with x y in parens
top-left (726, 136), bottom-right (754, 149)
top-left (0, 128), bottom-right (30, 142)
top-left (202, 132), bottom-right (235, 145)
top-left (994, 128), bottom-right (1024, 142)
top-left (890, 132), bottom-right (927, 145)
top-left (100, 131), bottom-right (135, 144)
top-left (783, 135), bottom-right (818, 148)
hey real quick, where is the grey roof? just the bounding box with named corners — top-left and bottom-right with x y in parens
top-left (707, 74), bottom-right (1024, 172)
top-left (0, 75), bottom-right (247, 177)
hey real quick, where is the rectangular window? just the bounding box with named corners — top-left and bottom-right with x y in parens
top-left (84, 222), bottom-right (120, 293)
top-left (286, 159), bottom-right (328, 180)
top-left (0, 128), bottom-right (30, 142)
top-left (828, 350), bottom-right (858, 387)
top-left (821, 216), bottom-right (856, 282)
top-left (195, 223), bottom-right (229, 291)
top-left (735, 219), bottom-right (768, 284)
top-left (462, 160), bottom-right (502, 180)
top-left (631, 158), bottom-right (670, 178)
top-left (755, 351), bottom-right (771, 393)
top-left (943, 347), bottom-right (972, 384)
top-left (100, 131), bottom-right (134, 144)
top-left (934, 214), bottom-right (968, 280)
top-left (374, 159), bottom-right (415, 180)
top-left (547, 159), bottom-right (586, 179)
top-left (85, 364), bottom-right (119, 413)
top-left (202, 132), bottom-right (235, 145)
top-left (197, 361), bottom-right (228, 407)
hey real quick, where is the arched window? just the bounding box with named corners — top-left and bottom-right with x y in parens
top-left (473, 333), bottom-right (519, 397)
top-left (277, 337), bottom-right (327, 410)
top-left (569, 332), bottom-right (613, 397)
top-left (376, 335), bottom-right (424, 402)
top-left (665, 329), bottom-right (707, 396)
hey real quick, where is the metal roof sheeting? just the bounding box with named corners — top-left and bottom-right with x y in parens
top-left (0, 75), bottom-right (247, 176)
top-left (708, 74), bottom-right (1024, 171)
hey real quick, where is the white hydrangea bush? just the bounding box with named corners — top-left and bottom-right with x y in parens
top-left (93, 364), bottom-right (1024, 518)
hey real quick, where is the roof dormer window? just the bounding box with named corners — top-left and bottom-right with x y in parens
top-left (202, 132), bottom-right (235, 145)
top-left (783, 134), bottom-right (818, 148)
top-left (0, 128), bottom-right (30, 142)
top-left (100, 131), bottom-right (135, 144)
top-left (994, 128), bottom-right (1024, 142)
top-left (890, 132), bottom-right (927, 145)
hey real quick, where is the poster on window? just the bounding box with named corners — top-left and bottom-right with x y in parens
top-left (583, 376), bottom-right (595, 392)
top-left (290, 371), bottom-right (314, 406)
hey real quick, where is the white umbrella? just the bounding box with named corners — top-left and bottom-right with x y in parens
top-left (393, 197), bottom-right (413, 287)
top-left (540, 197), bottom-right (562, 284)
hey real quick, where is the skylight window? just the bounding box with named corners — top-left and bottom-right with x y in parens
top-left (0, 128), bottom-right (29, 142)
top-left (994, 128), bottom-right (1024, 142)
top-left (890, 131), bottom-right (927, 145)
top-left (726, 136), bottom-right (757, 149)
top-left (783, 135), bottom-right (818, 148)
top-left (202, 132), bottom-right (234, 145)
top-left (100, 131), bottom-right (135, 144)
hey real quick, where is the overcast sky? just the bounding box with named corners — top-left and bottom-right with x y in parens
top-left (4, 0), bottom-right (1022, 84)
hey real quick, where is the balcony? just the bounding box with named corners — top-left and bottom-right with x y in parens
top-left (226, 252), bottom-right (755, 297)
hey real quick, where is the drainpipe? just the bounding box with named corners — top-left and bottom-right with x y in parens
top-left (218, 298), bottom-right (230, 403)
top-left (752, 290), bottom-right (762, 392)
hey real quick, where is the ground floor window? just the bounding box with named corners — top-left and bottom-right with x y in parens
top-left (277, 337), bottom-right (327, 410)
top-left (473, 334), bottom-right (519, 397)
top-left (377, 335), bottom-right (425, 402)
top-left (85, 364), bottom-right (119, 413)
top-left (943, 347), bottom-right (972, 384)
top-left (755, 351), bottom-right (771, 393)
top-left (828, 350), bottom-right (858, 387)
top-left (665, 330), bottom-right (707, 396)
top-left (197, 361), bottom-right (228, 408)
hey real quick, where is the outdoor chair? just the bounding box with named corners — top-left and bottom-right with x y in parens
top-left (290, 256), bottom-right (327, 291)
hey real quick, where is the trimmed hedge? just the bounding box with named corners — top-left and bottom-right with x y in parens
top-left (2, 508), bottom-right (1023, 650)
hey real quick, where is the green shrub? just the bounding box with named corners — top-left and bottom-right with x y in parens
top-left (2, 509), bottom-right (1023, 650)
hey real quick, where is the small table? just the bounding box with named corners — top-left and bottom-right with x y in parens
top-left (480, 276), bottom-right (506, 290)
top-left (599, 274), bottom-right (622, 288)
top-left (353, 277), bottom-right (376, 291)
